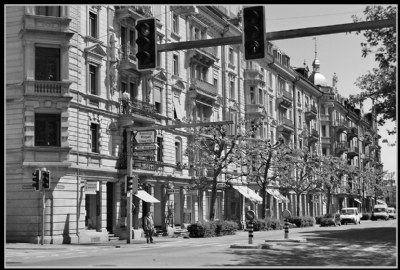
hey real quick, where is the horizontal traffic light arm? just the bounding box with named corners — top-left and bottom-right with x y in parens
top-left (157, 19), bottom-right (395, 52)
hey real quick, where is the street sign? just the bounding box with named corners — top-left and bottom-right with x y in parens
top-left (135, 131), bottom-right (156, 143)
top-left (133, 161), bottom-right (160, 170)
top-left (134, 143), bottom-right (158, 151)
top-left (246, 210), bottom-right (256, 220)
top-left (167, 189), bottom-right (180, 194)
top-left (132, 150), bottom-right (156, 157)
top-left (282, 209), bottom-right (291, 219)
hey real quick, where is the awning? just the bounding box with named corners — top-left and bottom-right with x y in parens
top-left (377, 199), bottom-right (386, 205)
top-left (232, 186), bottom-right (262, 203)
top-left (266, 189), bottom-right (290, 203)
top-left (134, 190), bottom-right (160, 203)
top-left (173, 96), bottom-right (185, 120)
top-left (354, 198), bottom-right (362, 204)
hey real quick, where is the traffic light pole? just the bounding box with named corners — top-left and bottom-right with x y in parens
top-left (41, 189), bottom-right (45, 245)
top-left (157, 19), bottom-right (395, 52)
top-left (127, 128), bottom-right (133, 244)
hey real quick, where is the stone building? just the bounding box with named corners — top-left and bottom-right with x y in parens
top-left (5, 5), bottom-right (381, 244)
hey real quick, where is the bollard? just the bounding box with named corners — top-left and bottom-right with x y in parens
top-left (284, 221), bottom-right (289, 239)
top-left (248, 222), bottom-right (254, 244)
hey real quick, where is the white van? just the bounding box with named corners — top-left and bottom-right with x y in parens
top-left (388, 207), bottom-right (396, 219)
top-left (372, 204), bottom-right (389, 220)
top-left (340, 207), bottom-right (361, 225)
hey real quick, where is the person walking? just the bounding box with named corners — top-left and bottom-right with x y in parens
top-left (143, 211), bottom-right (155, 244)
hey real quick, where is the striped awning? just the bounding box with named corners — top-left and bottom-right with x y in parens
top-left (266, 189), bottom-right (290, 203)
top-left (354, 198), bottom-right (362, 204)
top-left (232, 186), bottom-right (262, 203)
top-left (134, 190), bottom-right (160, 203)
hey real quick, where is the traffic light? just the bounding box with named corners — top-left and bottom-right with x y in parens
top-left (126, 175), bottom-right (133, 193)
top-left (242, 6), bottom-right (266, 60)
top-left (42, 170), bottom-right (51, 189)
top-left (32, 169), bottom-right (41, 191)
top-left (125, 175), bottom-right (138, 194)
top-left (135, 18), bottom-right (157, 70)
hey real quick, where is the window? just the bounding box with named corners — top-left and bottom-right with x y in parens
top-left (297, 92), bottom-right (301, 106)
top-left (35, 114), bottom-right (60, 146)
top-left (269, 98), bottom-right (273, 115)
top-left (213, 78), bottom-right (218, 86)
top-left (90, 123), bottom-right (99, 153)
top-left (173, 54), bottom-right (179, 76)
top-left (268, 73), bottom-right (273, 88)
top-left (194, 28), bottom-right (200, 40)
top-left (229, 47), bottom-right (234, 64)
top-left (322, 148), bottom-right (327, 156)
top-left (35, 47), bottom-right (60, 81)
top-left (154, 87), bottom-right (162, 113)
top-left (121, 82), bottom-right (127, 93)
top-left (89, 12), bottom-right (98, 38)
top-left (175, 140), bottom-right (182, 163)
top-left (130, 82), bottom-right (137, 100)
top-left (322, 125), bottom-right (326, 137)
top-left (250, 87), bottom-right (255, 104)
top-left (298, 115), bottom-right (302, 127)
top-left (157, 137), bottom-right (163, 162)
top-left (258, 89), bottom-right (263, 104)
top-left (89, 64), bottom-right (98, 95)
top-left (36, 6), bottom-right (61, 16)
top-left (172, 13), bottom-right (179, 33)
top-left (229, 75), bottom-right (235, 99)
top-left (270, 131), bottom-right (274, 144)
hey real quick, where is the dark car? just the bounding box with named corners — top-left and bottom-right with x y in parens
top-left (320, 213), bottom-right (341, 227)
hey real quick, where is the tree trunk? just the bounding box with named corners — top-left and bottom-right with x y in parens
top-left (209, 176), bottom-right (218, 221)
top-left (296, 193), bottom-right (301, 216)
top-left (326, 186), bottom-right (331, 214)
top-left (260, 184), bottom-right (266, 219)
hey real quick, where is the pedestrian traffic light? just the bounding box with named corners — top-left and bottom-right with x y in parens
top-left (32, 169), bottom-right (41, 191)
top-left (135, 18), bottom-right (157, 70)
top-left (42, 169), bottom-right (51, 189)
top-left (242, 6), bottom-right (266, 60)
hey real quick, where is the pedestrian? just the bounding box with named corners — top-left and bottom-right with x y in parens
top-left (143, 211), bottom-right (155, 244)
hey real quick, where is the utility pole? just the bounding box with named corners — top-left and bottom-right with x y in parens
top-left (127, 128), bottom-right (133, 244)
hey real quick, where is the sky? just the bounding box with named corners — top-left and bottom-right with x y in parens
top-left (260, 4), bottom-right (397, 178)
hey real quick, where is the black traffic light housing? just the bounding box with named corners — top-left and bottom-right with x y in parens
top-left (126, 175), bottom-right (133, 193)
top-left (135, 18), bottom-right (157, 70)
top-left (242, 6), bottom-right (266, 60)
top-left (32, 169), bottom-right (41, 191)
top-left (42, 170), bottom-right (51, 189)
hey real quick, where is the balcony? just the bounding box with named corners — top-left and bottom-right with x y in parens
top-left (347, 127), bottom-right (359, 141)
top-left (119, 98), bottom-right (161, 124)
top-left (119, 44), bottom-right (137, 72)
top-left (24, 80), bottom-right (72, 97)
top-left (277, 117), bottom-right (294, 134)
top-left (24, 13), bottom-right (72, 34)
top-left (304, 105), bottom-right (318, 121)
top-left (188, 79), bottom-right (218, 105)
top-left (187, 47), bottom-right (218, 67)
top-left (244, 68), bottom-right (264, 83)
top-left (347, 146), bottom-right (359, 159)
top-left (115, 6), bottom-right (153, 21)
top-left (308, 129), bottom-right (319, 144)
top-left (320, 114), bottom-right (330, 123)
top-left (276, 89), bottom-right (293, 109)
top-left (334, 141), bottom-right (348, 156)
top-left (333, 120), bottom-right (349, 133)
top-left (245, 104), bottom-right (267, 118)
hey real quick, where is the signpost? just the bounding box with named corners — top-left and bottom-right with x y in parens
top-left (282, 209), bottom-right (292, 239)
top-left (246, 210), bottom-right (256, 244)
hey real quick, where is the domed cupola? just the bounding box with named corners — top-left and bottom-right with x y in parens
top-left (308, 37), bottom-right (327, 87)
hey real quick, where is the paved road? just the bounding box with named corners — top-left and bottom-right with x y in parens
top-left (5, 219), bottom-right (397, 268)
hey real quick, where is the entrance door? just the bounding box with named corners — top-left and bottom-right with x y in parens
top-left (106, 182), bottom-right (114, 233)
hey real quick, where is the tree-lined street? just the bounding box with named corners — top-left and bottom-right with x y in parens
top-left (6, 219), bottom-right (396, 267)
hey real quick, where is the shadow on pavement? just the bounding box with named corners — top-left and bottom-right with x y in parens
top-left (216, 227), bottom-right (396, 267)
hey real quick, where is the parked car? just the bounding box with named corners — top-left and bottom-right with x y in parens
top-left (388, 207), bottom-right (396, 219)
top-left (320, 213), bottom-right (341, 227)
top-left (371, 204), bottom-right (389, 220)
top-left (340, 207), bottom-right (361, 225)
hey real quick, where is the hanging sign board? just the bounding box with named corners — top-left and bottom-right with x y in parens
top-left (135, 131), bottom-right (156, 144)
top-left (85, 181), bottom-right (99, 194)
top-left (132, 150), bottom-right (157, 157)
top-left (167, 189), bottom-right (180, 194)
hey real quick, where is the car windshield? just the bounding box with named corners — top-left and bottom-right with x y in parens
top-left (388, 209), bottom-right (394, 213)
top-left (374, 208), bottom-right (386, 212)
top-left (341, 209), bottom-right (355, 214)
